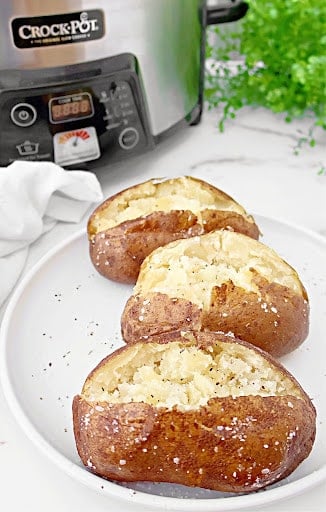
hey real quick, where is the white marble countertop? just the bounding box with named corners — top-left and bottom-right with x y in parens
top-left (0, 106), bottom-right (325, 511)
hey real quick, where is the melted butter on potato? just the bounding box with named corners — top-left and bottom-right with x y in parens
top-left (91, 177), bottom-right (249, 232)
top-left (135, 230), bottom-right (305, 308)
top-left (82, 338), bottom-right (302, 411)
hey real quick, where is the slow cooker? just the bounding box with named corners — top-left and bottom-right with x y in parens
top-left (0, 0), bottom-right (247, 169)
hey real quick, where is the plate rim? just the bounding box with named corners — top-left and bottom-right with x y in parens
top-left (1, 214), bottom-right (326, 511)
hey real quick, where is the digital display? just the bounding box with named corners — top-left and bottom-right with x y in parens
top-left (49, 92), bottom-right (94, 124)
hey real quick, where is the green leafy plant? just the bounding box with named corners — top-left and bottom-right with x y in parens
top-left (205, 0), bottom-right (326, 145)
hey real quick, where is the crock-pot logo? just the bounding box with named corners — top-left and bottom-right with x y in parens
top-left (11, 10), bottom-right (105, 48)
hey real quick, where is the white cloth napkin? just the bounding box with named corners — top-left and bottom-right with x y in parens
top-left (0, 160), bottom-right (103, 308)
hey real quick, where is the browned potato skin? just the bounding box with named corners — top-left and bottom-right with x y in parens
top-left (121, 273), bottom-right (309, 357)
top-left (88, 178), bottom-right (260, 284)
top-left (89, 210), bottom-right (203, 284)
top-left (72, 332), bottom-right (316, 493)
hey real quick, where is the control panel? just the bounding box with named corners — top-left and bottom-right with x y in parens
top-left (0, 68), bottom-right (153, 168)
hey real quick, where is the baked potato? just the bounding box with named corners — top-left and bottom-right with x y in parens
top-left (72, 330), bottom-right (316, 493)
top-left (87, 176), bottom-right (260, 284)
top-left (121, 230), bottom-right (309, 357)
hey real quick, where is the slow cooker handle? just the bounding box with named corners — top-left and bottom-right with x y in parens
top-left (206, 1), bottom-right (248, 25)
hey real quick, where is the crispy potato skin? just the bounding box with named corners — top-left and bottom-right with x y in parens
top-left (88, 177), bottom-right (260, 284)
top-left (73, 396), bottom-right (315, 492)
top-left (121, 274), bottom-right (309, 357)
top-left (72, 332), bottom-right (316, 493)
top-left (89, 211), bottom-right (203, 284)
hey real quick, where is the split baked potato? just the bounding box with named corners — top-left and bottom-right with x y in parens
top-left (87, 176), bottom-right (260, 283)
top-left (73, 330), bottom-right (316, 493)
top-left (121, 230), bottom-right (309, 357)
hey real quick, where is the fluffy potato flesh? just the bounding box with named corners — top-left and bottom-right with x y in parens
top-left (82, 337), bottom-right (302, 412)
top-left (135, 230), bottom-right (305, 309)
top-left (90, 177), bottom-right (251, 233)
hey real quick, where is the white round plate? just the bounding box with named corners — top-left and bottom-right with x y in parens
top-left (0, 215), bottom-right (326, 511)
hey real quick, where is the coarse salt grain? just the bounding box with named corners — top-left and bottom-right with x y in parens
top-left (83, 414), bottom-right (90, 427)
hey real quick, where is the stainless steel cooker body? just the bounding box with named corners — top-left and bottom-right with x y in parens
top-left (0, 0), bottom-right (247, 168)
